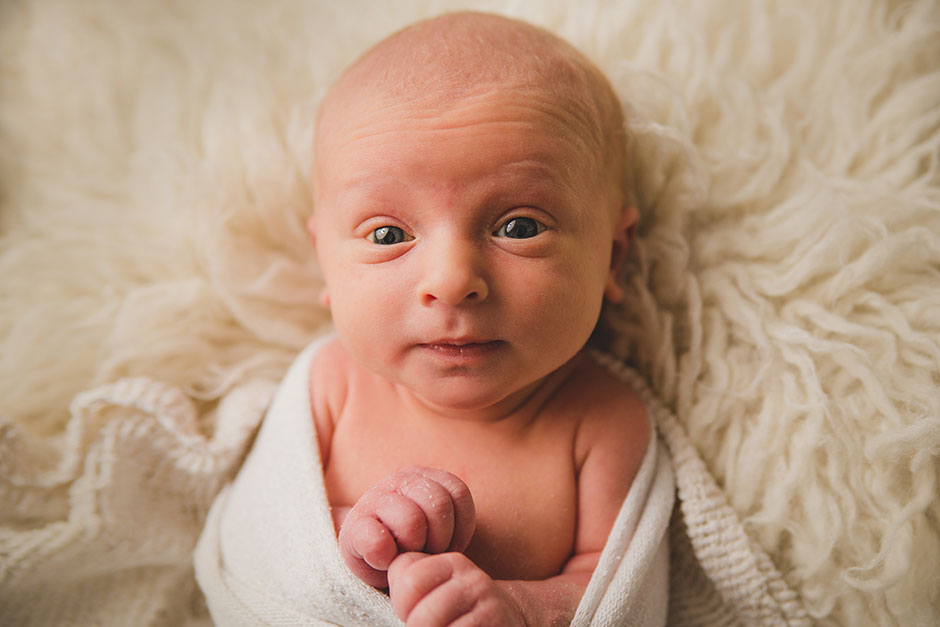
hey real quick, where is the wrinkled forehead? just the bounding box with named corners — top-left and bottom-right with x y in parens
top-left (318, 82), bottom-right (601, 163)
top-left (315, 87), bottom-right (603, 211)
top-left (321, 81), bottom-right (600, 152)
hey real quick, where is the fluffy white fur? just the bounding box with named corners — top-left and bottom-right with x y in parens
top-left (1, 0), bottom-right (937, 624)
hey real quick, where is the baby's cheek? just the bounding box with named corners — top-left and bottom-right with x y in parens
top-left (330, 290), bottom-right (401, 365)
top-left (540, 265), bottom-right (604, 324)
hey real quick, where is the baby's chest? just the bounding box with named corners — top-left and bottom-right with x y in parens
top-left (324, 418), bottom-right (579, 580)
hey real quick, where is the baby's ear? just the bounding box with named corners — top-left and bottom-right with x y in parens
top-left (603, 206), bottom-right (639, 303)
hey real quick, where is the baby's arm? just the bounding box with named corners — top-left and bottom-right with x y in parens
top-left (388, 387), bottom-right (650, 626)
top-left (337, 466), bottom-right (476, 588)
top-left (503, 398), bottom-right (649, 625)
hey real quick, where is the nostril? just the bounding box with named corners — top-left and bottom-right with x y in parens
top-left (423, 290), bottom-right (479, 305)
top-left (419, 269), bottom-right (488, 305)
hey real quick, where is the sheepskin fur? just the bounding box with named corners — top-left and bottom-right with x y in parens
top-left (1, 0), bottom-right (938, 624)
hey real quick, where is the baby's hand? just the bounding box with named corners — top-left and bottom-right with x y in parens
top-left (337, 466), bottom-right (475, 588)
top-left (388, 552), bottom-right (525, 627)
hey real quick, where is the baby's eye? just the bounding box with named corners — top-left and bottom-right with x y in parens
top-left (493, 217), bottom-right (545, 239)
top-left (368, 226), bottom-right (413, 245)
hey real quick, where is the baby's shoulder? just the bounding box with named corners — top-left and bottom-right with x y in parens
top-left (309, 337), bottom-right (357, 457)
top-left (310, 336), bottom-right (353, 398)
top-left (560, 353), bottom-right (651, 469)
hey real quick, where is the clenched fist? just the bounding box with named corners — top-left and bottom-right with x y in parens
top-left (388, 552), bottom-right (526, 627)
top-left (337, 466), bottom-right (476, 588)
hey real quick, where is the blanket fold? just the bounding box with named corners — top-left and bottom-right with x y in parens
top-left (194, 338), bottom-right (676, 626)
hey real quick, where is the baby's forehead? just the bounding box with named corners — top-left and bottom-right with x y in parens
top-left (315, 12), bottom-right (627, 206)
top-left (324, 80), bottom-right (593, 143)
top-left (316, 87), bottom-right (608, 206)
top-left (321, 13), bottom-right (612, 128)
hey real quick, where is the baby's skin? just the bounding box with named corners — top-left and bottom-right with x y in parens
top-left (307, 12), bottom-right (650, 627)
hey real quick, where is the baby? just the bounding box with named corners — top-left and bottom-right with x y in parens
top-left (307, 12), bottom-right (651, 626)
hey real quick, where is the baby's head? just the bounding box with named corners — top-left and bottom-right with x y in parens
top-left (315, 11), bottom-right (630, 217)
top-left (309, 12), bottom-right (637, 414)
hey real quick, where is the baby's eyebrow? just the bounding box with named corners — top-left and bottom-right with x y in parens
top-left (336, 173), bottom-right (396, 196)
top-left (329, 152), bottom-right (586, 226)
top-left (329, 179), bottom-right (407, 227)
top-left (487, 159), bottom-right (582, 200)
top-left (339, 157), bottom-right (568, 195)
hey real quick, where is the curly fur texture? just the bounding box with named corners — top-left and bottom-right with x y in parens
top-left (1, 0), bottom-right (938, 624)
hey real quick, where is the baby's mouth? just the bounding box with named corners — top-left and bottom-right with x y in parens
top-left (418, 340), bottom-right (505, 362)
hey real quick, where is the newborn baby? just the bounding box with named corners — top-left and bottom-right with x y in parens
top-left (307, 11), bottom-right (653, 626)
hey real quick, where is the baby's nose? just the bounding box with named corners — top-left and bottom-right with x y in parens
top-left (418, 240), bottom-right (489, 306)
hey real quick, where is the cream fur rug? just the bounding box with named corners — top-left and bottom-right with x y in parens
top-left (1, 0), bottom-right (938, 625)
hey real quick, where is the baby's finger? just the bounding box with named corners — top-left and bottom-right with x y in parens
top-left (394, 475), bottom-right (456, 554)
top-left (340, 515), bottom-right (397, 587)
top-left (387, 551), bottom-right (426, 584)
top-left (404, 575), bottom-right (476, 627)
top-left (388, 552), bottom-right (453, 623)
top-left (397, 467), bottom-right (475, 553)
top-left (423, 468), bottom-right (475, 553)
top-left (373, 491), bottom-right (429, 554)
